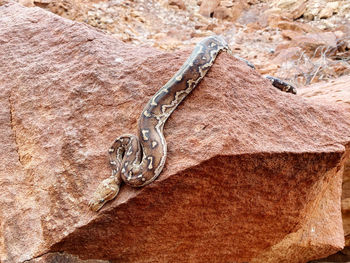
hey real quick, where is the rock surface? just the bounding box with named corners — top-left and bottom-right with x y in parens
top-left (298, 76), bottom-right (350, 112)
top-left (0, 2), bottom-right (350, 263)
top-left (298, 78), bottom-right (350, 262)
top-left (299, 76), bottom-right (350, 258)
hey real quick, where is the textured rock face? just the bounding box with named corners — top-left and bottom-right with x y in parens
top-left (299, 77), bottom-right (350, 254)
top-left (298, 76), bottom-right (350, 112)
top-left (0, 2), bottom-right (349, 263)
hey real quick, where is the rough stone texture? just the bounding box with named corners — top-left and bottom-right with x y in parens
top-left (253, 155), bottom-right (346, 263)
top-left (299, 76), bottom-right (350, 255)
top-left (298, 76), bottom-right (350, 112)
top-left (0, 2), bottom-right (350, 263)
top-left (344, 155), bottom-right (350, 246)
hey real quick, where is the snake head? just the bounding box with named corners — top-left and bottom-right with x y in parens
top-left (88, 176), bottom-right (120, 212)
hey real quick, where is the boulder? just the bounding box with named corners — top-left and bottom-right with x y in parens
top-left (298, 76), bottom-right (350, 112)
top-left (0, 1), bottom-right (349, 263)
top-left (299, 76), bottom-right (350, 253)
top-left (199, 0), bottom-right (220, 17)
top-left (318, 1), bottom-right (339, 19)
top-left (270, 0), bottom-right (308, 20)
top-left (168, 0), bottom-right (186, 10)
top-left (276, 32), bottom-right (338, 57)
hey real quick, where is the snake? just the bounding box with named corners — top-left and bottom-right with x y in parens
top-left (88, 35), bottom-right (296, 211)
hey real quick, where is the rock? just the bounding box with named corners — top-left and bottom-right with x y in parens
top-left (308, 245), bottom-right (350, 262)
top-left (272, 28), bottom-right (349, 84)
top-left (276, 32), bottom-right (338, 57)
top-left (272, 20), bottom-right (321, 33)
top-left (211, 0), bottom-right (248, 21)
top-left (298, 76), bottom-right (350, 261)
top-left (318, 7), bottom-right (333, 19)
top-left (32, 0), bottom-right (86, 21)
top-left (18, 0), bottom-right (34, 7)
top-left (319, 1), bottom-right (339, 19)
top-left (168, 0), bottom-right (186, 10)
top-left (1, 2), bottom-right (350, 263)
top-left (344, 155), bottom-right (350, 247)
top-left (303, 0), bottom-right (322, 20)
top-left (298, 76), bottom-right (350, 111)
top-left (199, 0), bottom-right (220, 17)
top-left (272, 46), bottom-right (302, 64)
top-left (212, 5), bottom-right (232, 19)
top-left (289, 0), bottom-right (307, 20)
top-left (253, 159), bottom-right (345, 263)
top-left (273, 0), bottom-right (299, 9)
top-left (271, 0), bottom-right (307, 20)
top-left (221, 0), bottom-right (233, 7)
top-left (257, 63), bottom-right (279, 75)
top-left (237, 4), bottom-right (263, 25)
top-left (281, 29), bottom-right (302, 39)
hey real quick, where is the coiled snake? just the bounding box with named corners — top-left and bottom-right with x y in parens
top-left (88, 35), bottom-right (296, 211)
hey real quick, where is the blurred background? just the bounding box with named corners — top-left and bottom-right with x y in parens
top-left (17, 0), bottom-right (350, 90)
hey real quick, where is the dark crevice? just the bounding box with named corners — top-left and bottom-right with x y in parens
top-left (21, 250), bottom-right (51, 263)
top-left (8, 93), bottom-right (23, 167)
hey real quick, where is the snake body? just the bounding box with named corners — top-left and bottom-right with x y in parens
top-left (88, 35), bottom-right (296, 211)
top-left (89, 35), bottom-right (230, 211)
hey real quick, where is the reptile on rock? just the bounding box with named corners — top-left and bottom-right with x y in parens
top-left (88, 35), bottom-right (296, 211)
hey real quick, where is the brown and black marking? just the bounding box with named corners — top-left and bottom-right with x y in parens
top-left (265, 75), bottom-right (297, 94)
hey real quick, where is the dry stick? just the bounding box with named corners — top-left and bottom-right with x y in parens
top-left (309, 45), bottom-right (328, 84)
top-left (288, 33), bottom-right (350, 85)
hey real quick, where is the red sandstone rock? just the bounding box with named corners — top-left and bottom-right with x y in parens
top-left (0, 2), bottom-right (350, 263)
top-left (299, 78), bottom-right (350, 211)
top-left (298, 76), bottom-right (350, 112)
top-left (299, 76), bottom-right (350, 262)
